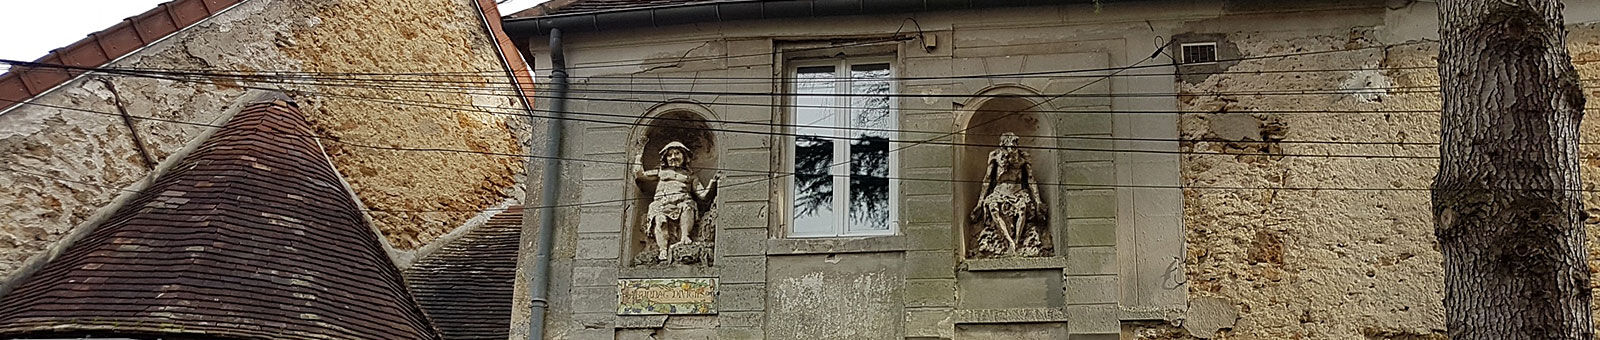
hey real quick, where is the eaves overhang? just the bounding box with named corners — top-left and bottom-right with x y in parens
top-left (503, 0), bottom-right (1099, 38)
top-left (0, 0), bottom-right (248, 115)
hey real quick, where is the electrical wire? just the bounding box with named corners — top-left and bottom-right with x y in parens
top-left (0, 56), bottom-right (1484, 156)
top-left (5, 84), bottom-right (1457, 160)
top-left (0, 40), bottom-right (1456, 86)
top-left (0, 49), bottom-right (1492, 153)
top-left (6, 62), bottom-right (1595, 160)
top-left (0, 96), bottom-right (1447, 191)
top-left (1, 62), bottom-right (1465, 90)
top-left (29, 68), bottom-right (1471, 113)
top-left (4, 39), bottom-right (1597, 216)
top-left (0, 49), bottom-right (1445, 194)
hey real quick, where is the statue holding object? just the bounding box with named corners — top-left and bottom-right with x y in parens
top-left (970, 132), bottom-right (1051, 258)
top-left (634, 140), bottom-right (722, 265)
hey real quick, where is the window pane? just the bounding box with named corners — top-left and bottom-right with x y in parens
top-left (792, 66), bottom-right (837, 236)
top-left (848, 63), bottom-right (891, 232)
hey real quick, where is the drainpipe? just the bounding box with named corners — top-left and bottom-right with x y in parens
top-left (527, 27), bottom-right (566, 340)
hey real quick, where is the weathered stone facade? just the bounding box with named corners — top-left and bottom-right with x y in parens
top-left (0, 0), bottom-right (528, 287)
top-left (509, 1), bottom-right (1600, 340)
top-left (513, 2), bottom-right (1193, 339)
top-left (12, 0), bottom-right (1600, 339)
top-left (1170, 2), bottom-right (1600, 339)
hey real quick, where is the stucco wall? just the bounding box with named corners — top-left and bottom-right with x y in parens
top-left (0, 0), bottom-right (526, 286)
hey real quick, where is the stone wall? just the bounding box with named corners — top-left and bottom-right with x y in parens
top-left (511, 2), bottom-right (1208, 339)
top-left (509, 1), bottom-right (1600, 340)
top-left (0, 0), bottom-right (526, 285)
top-left (1159, 2), bottom-right (1600, 339)
top-left (278, 0), bottom-right (528, 250)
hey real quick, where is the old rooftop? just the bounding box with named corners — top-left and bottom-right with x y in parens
top-left (0, 97), bottom-right (442, 340)
top-left (406, 205), bottom-right (525, 340)
top-left (0, 0), bottom-right (246, 114)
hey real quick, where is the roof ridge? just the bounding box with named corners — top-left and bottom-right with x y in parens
top-left (0, 0), bottom-right (247, 114)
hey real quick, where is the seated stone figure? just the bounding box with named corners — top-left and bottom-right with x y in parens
top-left (634, 141), bottom-right (722, 264)
top-left (970, 132), bottom-right (1050, 258)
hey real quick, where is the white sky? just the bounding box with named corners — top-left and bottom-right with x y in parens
top-left (498, 0), bottom-right (549, 15)
top-left (0, 0), bottom-right (550, 71)
top-left (0, 0), bottom-right (171, 65)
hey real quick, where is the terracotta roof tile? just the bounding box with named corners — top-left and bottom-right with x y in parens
top-left (511, 0), bottom-right (719, 17)
top-left (0, 99), bottom-right (443, 340)
top-left (0, 0), bottom-right (244, 113)
top-left (406, 206), bottom-right (524, 340)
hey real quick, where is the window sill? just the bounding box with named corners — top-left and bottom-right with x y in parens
top-left (960, 256), bottom-right (1068, 271)
top-left (766, 235), bottom-right (906, 255)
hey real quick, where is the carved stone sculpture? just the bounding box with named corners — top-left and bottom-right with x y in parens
top-left (970, 132), bottom-right (1051, 258)
top-left (633, 140), bottom-right (722, 265)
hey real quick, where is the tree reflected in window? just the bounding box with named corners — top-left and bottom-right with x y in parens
top-left (789, 60), bottom-right (895, 237)
top-left (849, 135), bottom-right (889, 230)
top-left (794, 135), bottom-right (834, 216)
top-left (847, 64), bottom-right (891, 232)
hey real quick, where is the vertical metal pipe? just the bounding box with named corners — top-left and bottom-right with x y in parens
top-left (527, 28), bottom-right (566, 340)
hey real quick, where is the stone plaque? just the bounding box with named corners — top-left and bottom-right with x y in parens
top-left (617, 278), bottom-right (716, 315)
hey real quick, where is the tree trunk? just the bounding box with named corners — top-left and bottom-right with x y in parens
top-left (1434, 0), bottom-right (1593, 339)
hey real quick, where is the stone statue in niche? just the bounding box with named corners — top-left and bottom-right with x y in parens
top-left (970, 132), bottom-right (1050, 258)
top-left (633, 140), bottom-right (722, 265)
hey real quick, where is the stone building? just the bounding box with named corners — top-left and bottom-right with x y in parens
top-left (0, 0), bottom-right (536, 339)
top-left (7, 0), bottom-right (1600, 340)
top-left (498, 0), bottom-right (1600, 339)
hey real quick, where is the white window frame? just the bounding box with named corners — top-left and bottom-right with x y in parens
top-left (1180, 42), bottom-right (1219, 65)
top-left (784, 56), bottom-right (900, 238)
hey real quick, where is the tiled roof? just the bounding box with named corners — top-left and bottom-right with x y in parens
top-left (406, 205), bottom-right (524, 340)
top-left (0, 0), bottom-right (244, 113)
top-left (0, 98), bottom-right (443, 340)
top-left (510, 0), bottom-right (718, 17)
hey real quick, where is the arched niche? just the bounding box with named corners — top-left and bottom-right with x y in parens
top-left (955, 86), bottom-right (1058, 259)
top-left (624, 102), bottom-right (720, 267)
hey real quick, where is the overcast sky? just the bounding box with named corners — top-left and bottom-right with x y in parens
top-left (0, 0), bottom-right (549, 71)
top-left (0, 0), bottom-right (170, 66)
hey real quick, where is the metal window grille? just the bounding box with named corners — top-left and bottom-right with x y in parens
top-left (1182, 43), bottom-right (1218, 64)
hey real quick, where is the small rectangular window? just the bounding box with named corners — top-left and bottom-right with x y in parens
top-left (788, 59), bottom-right (897, 238)
top-left (1181, 42), bottom-right (1218, 64)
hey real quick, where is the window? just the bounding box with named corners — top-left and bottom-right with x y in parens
top-left (1181, 42), bottom-right (1218, 64)
top-left (788, 59), bottom-right (897, 238)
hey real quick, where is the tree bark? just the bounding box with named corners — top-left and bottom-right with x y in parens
top-left (1435, 0), bottom-right (1593, 339)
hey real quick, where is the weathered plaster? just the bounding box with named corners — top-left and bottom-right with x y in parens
top-left (1157, 3), bottom-right (1600, 340)
top-left (767, 253), bottom-right (906, 340)
top-left (280, 0), bottom-right (527, 250)
top-left (1173, 20), bottom-right (1445, 340)
top-left (0, 0), bottom-right (527, 285)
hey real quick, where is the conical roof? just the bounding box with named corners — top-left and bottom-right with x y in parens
top-left (0, 98), bottom-right (442, 340)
